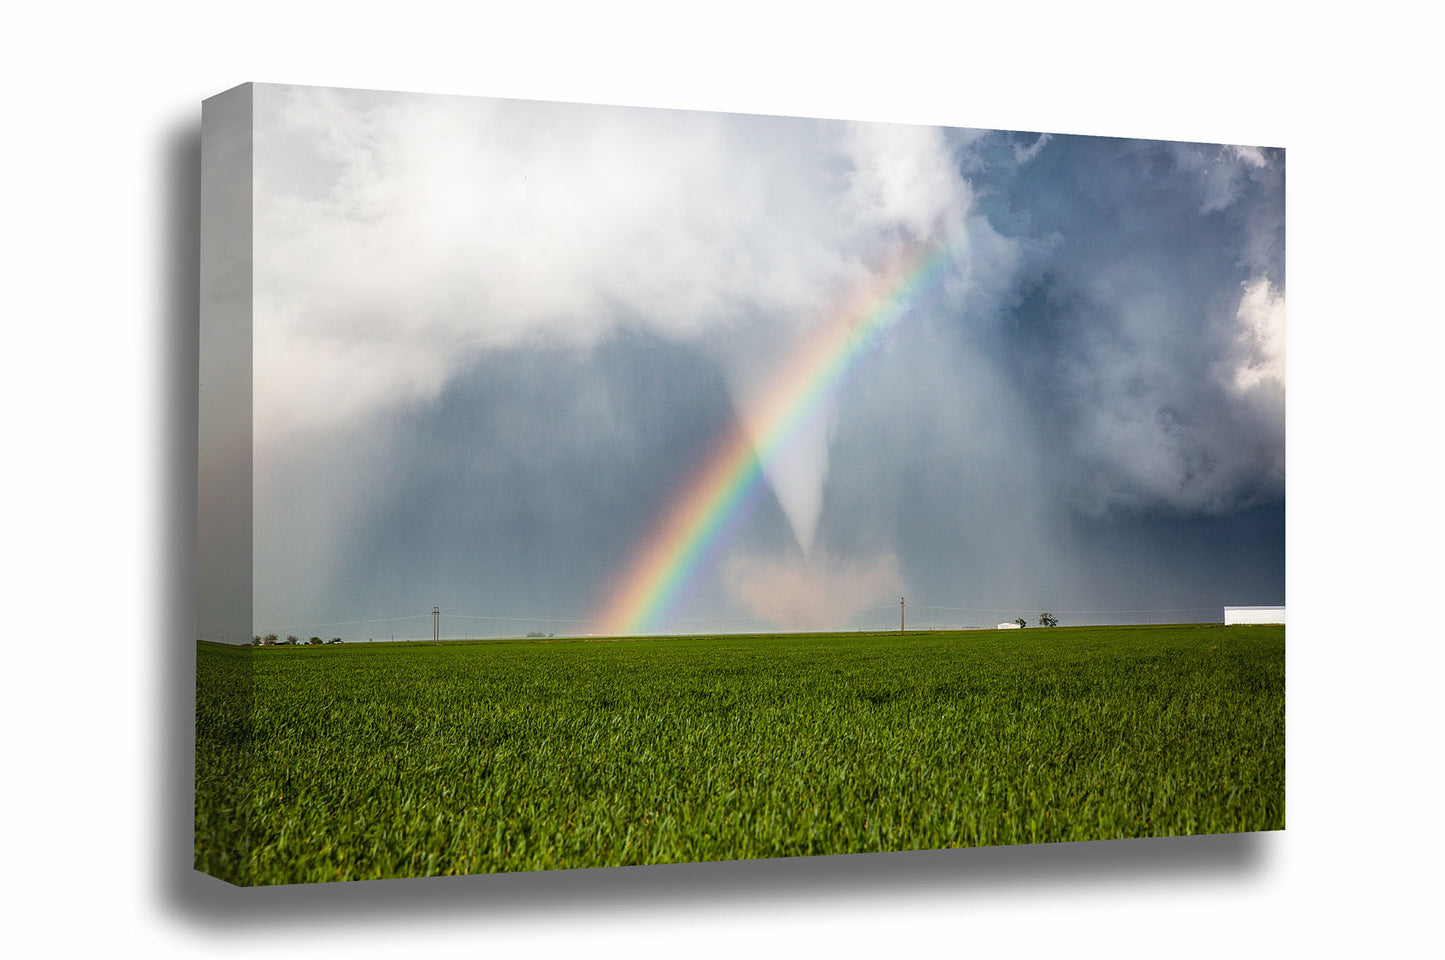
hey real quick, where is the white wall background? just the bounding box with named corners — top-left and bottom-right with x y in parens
top-left (3, 2), bottom-right (1439, 956)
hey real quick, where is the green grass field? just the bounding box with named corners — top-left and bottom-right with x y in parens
top-left (195, 624), bottom-right (1284, 885)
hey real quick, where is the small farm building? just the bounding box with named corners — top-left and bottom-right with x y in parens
top-left (997, 622), bottom-right (1021, 629)
top-left (1224, 606), bottom-right (1286, 625)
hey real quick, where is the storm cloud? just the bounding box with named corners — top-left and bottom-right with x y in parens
top-left (245, 85), bottom-right (1284, 639)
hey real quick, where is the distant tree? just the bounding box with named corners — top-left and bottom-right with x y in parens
top-left (330, 637), bottom-right (342, 644)
top-left (1014, 618), bottom-right (1028, 629)
top-left (1039, 613), bottom-right (1059, 627)
top-left (263, 634), bottom-right (278, 645)
top-left (251, 635), bottom-right (261, 646)
top-left (308, 636), bottom-right (322, 645)
top-left (286, 635), bottom-right (299, 645)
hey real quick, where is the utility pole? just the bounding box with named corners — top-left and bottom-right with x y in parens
top-left (900, 596), bottom-right (905, 635)
top-left (433, 606), bottom-right (439, 645)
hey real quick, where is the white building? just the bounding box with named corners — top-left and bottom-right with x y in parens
top-left (1224, 606), bottom-right (1286, 625)
top-left (997, 621), bottom-right (1022, 629)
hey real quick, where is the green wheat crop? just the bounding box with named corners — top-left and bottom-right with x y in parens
top-left (195, 625), bottom-right (1284, 885)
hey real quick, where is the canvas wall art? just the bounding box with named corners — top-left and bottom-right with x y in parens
top-left (197, 82), bottom-right (1284, 886)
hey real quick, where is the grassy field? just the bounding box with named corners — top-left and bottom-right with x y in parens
top-left (195, 624), bottom-right (1284, 885)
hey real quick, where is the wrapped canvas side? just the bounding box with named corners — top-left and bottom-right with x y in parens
top-left (196, 82), bottom-right (255, 885)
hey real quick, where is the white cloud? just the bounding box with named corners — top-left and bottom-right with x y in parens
top-left (1012, 132), bottom-right (1053, 164)
top-left (252, 84), bottom-right (978, 554)
top-left (1172, 141), bottom-right (1275, 214)
top-left (1232, 276), bottom-right (1286, 391)
top-left (250, 94), bottom-right (953, 411)
top-left (1230, 144), bottom-right (1268, 168)
top-left (842, 121), bottom-right (971, 239)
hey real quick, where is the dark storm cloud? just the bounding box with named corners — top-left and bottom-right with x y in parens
top-left (255, 332), bottom-right (794, 635)
top-left (247, 86), bottom-right (1284, 635)
top-left (976, 134), bottom-right (1286, 518)
top-left (769, 131), bottom-right (1285, 626)
top-left (1065, 502), bottom-right (1285, 617)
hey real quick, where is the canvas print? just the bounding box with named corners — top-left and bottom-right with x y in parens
top-left (196, 83), bottom-right (1284, 886)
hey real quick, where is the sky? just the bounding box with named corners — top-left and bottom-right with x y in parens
top-left (236, 83), bottom-right (1284, 641)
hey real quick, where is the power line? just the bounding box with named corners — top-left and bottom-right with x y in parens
top-left (270, 613), bottom-right (433, 629)
top-left (864, 603), bottom-right (1226, 615)
top-left (273, 610), bottom-right (591, 629)
top-left (446, 612), bottom-right (595, 623)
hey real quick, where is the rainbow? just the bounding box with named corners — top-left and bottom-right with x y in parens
top-left (593, 235), bottom-right (960, 636)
